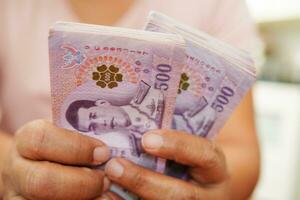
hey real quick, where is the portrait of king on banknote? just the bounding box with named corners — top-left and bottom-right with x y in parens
top-left (62, 80), bottom-right (164, 169)
top-left (49, 22), bottom-right (186, 173)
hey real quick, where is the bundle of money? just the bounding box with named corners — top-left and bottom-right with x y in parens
top-left (145, 11), bottom-right (256, 179)
top-left (49, 12), bottom-right (256, 199)
top-left (145, 11), bottom-right (256, 139)
top-left (48, 22), bottom-right (186, 173)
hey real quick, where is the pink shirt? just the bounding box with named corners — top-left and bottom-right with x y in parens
top-left (0, 0), bottom-right (261, 132)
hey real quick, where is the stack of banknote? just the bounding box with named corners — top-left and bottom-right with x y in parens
top-left (49, 11), bottom-right (256, 199)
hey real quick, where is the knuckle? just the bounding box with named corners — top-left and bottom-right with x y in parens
top-left (17, 119), bottom-right (50, 137)
top-left (2, 152), bottom-right (21, 191)
top-left (213, 143), bottom-right (226, 164)
top-left (178, 187), bottom-right (202, 200)
top-left (129, 168), bottom-right (145, 191)
top-left (31, 129), bottom-right (48, 157)
top-left (1, 157), bottom-right (11, 185)
top-left (24, 164), bottom-right (101, 200)
top-left (24, 164), bottom-right (55, 199)
top-left (16, 120), bottom-right (50, 158)
top-left (73, 133), bottom-right (94, 163)
top-left (165, 184), bottom-right (183, 199)
top-left (191, 187), bottom-right (203, 200)
top-left (166, 185), bottom-right (202, 200)
top-left (204, 141), bottom-right (221, 167)
top-left (210, 141), bottom-right (224, 157)
top-left (7, 196), bottom-right (27, 200)
top-left (2, 166), bottom-right (13, 191)
top-left (172, 138), bottom-right (186, 161)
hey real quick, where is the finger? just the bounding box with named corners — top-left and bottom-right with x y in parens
top-left (4, 195), bottom-right (28, 200)
top-left (105, 158), bottom-right (211, 200)
top-left (105, 192), bottom-right (123, 200)
top-left (4, 196), bottom-right (28, 200)
top-left (16, 119), bottom-right (110, 165)
top-left (96, 192), bottom-right (123, 200)
top-left (103, 176), bottom-right (111, 192)
top-left (2, 188), bottom-right (28, 200)
top-left (10, 150), bottom-right (105, 200)
top-left (142, 130), bottom-right (227, 184)
top-left (11, 197), bottom-right (28, 200)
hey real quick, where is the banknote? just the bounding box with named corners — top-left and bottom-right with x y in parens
top-left (145, 11), bottom-right (256, 179)
top-left (146, 11), bottom-right (256, 139)
top-left (48, 22), bottom-right (185, 174)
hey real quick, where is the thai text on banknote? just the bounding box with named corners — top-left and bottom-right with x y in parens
top-left (49, 21), bottom-right (186, 173)
top-left (145, 11), bottom-right (256, 139)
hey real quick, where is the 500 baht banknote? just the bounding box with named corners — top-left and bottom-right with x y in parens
top-left (145, 11), bottom-right (256, 179)
top-left (146, 11), bottom-right (256, 139)
top-left (49, 21), bottom-right (186, 173)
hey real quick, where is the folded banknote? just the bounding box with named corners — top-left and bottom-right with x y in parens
top-left (48, 22), bottom-right (186, 173)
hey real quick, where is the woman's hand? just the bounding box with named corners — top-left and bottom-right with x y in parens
top-left (2, 119), bottom-right (111, 200)
top-left (105, 130), bottom-right (230, 200)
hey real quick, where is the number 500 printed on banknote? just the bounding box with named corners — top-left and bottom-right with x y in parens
top-left (49, 22), bottom-right (186, 173)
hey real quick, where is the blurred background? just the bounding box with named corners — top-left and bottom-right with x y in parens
top-left (246, 0), bottom-right (300, 199)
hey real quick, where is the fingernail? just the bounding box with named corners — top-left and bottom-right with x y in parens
top-left (142, 133), bottom-right (163, 149)
top-left (93, 146), bottom-right (110, 164)
top-left (103, 177), bottom-right (110, 192)
top-left (105, 159), bottom-right (124, 178)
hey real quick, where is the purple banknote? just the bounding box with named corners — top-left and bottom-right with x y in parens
top-left (145, 11), bottom-right (256, 179)
top-left (49, 22), bottom-right (186, 174)
top-left (146, 11), bottom-right (256, 139)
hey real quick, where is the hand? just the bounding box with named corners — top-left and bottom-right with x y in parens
top-left (1, 120), bottom-right (111, 200)
top-left (105, 130), bottom-right (229, 200)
